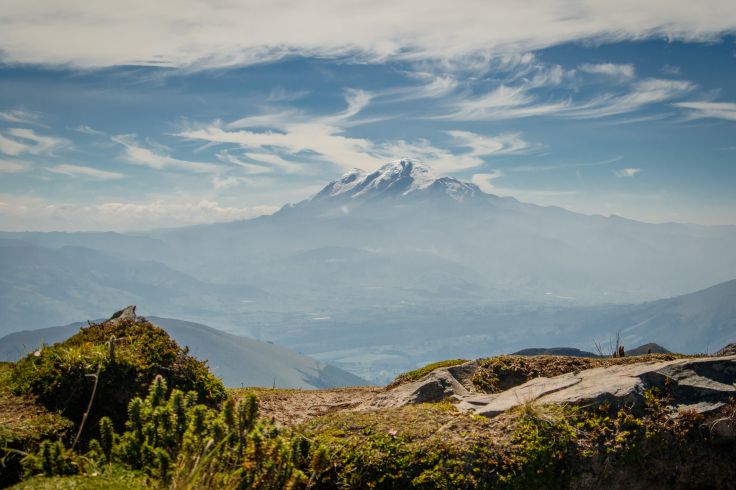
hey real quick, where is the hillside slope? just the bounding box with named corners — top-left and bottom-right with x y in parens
top-left (573, 279), bottom-right (736, 354)
top-left (0, 239), bottom-right (263, 337)
top-left (0, 313), bottom-right (367, 389)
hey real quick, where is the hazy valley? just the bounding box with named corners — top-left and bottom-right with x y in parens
top-left (2, 160), bottom-right (735, 383)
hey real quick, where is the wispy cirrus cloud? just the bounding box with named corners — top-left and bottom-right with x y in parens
top-left (614, 167), bottom-right (641, 177)
top-left (439, 77), bottom-right (694, 121)
top-left (74, 125), bottom-right (106, 136)
top-left (177, 90), bottom-right (387, 172)
top-left (673, 101), bottom-right (736, 121)
top-left (579, 63), bottom-right (635, 80)
top-left (471, 170), bottom-right (505, 193)
top-left (0, 128), bottom-right (70, 156)
top-left (47, 163), bottom-right (126, 180)
top-left (1, 1), bottom-right (735, 68)
top-left (0, 159), bottom-right (32, 173)
top-left (112, 135), bottom-right (220, 173)
top-left (446, 131), bottom-right (534, 157)
top-left (0, 109), bottom-right (45, 126)
top-left (178, 90), bottom-right (535, 174)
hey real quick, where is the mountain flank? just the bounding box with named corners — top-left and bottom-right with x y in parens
top-left (0, 307), bottom-right (367, 389)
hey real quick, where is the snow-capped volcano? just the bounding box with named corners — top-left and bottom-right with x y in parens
top-left (312, 158), bottom-right (481, 202)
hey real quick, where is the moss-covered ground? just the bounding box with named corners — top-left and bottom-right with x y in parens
top-left (0, 362), bottom-right (73, 487)
top-left (2, 346), bottom-right (735, 489)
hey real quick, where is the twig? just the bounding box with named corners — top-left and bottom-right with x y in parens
top-left (71, 364), bottom-right (101, 451)
top-left (70, 335), bottom-right (114, 450)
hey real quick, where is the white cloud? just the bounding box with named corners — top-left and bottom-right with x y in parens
top-left (0, 134), bottom-right (30, 156)
top-left (75, 125), bottom-right (106, 136)
top-left (580, 63), bottom-right (635, 79)
top-left (180, 92), bottom-right (536, 174)
top-left (177, 92), bottom-right (387, 172)
top-left (673, 101), bottom-right (736, 121)
top-left (447, 131), bottom-right (532, 156)
top-left (0, 194), bottom-right (278, 231)
top-left (0, 159), bottom-right (32, 173)
top-left (0, 109), bottom-right (45, 126)
top-left (0, 128), bottom-right (70, 156)
top-left (613, 167), bottom-right (641, 177)
top-left (471, 171), bottom-right (505, 193)
top-left (566, 79), bottom-right (694, 118)
top-left (1, 1), bottom-right (734, 68)
top-left (441, 78), bottom-right (694, 121)
top-left (211, 174), bottom-right (243, 190)
top-left (440, 84), bottom-right (571, 121)
top-left (112, 135), bottom-right (220, 173)
top-left (47, 163), bottom-right (126, 180)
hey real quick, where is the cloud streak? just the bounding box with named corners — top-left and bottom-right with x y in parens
top-left (0, 194), bottom-right (279, 231)
top-left (1, 1), bottom-right (735, 68)
top-left (112, 135), bottom-right (220, 173)
top-left (47, 163), bottom-right (126, 180)
top-left (439, 77), bottom-right (694, 121)
top-left (178, 91), bottom-right (535, 174)
top-left (0, 128), bottom-right (70, 156)
top-left (674, 101), bottom-right (736, 121)
top-left (580, 63), bottom-right (635, 80)
top-left (614, 167), bottom-right (641, 177)
top-left (0, 159), bottom-right (32, 173)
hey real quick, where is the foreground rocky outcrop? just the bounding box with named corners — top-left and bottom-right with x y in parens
top-left (368, 355), bottom-right (736, 425)
top-left (459, 356), bottom-right (736, 418)
top-left (716, 343), bottom-right (736, 356)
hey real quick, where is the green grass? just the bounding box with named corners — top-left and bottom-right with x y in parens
top-left (0, 362), bottom-right (74, 487)
top-left (11, 466), bottom-right (150, 489)
top-left (387, 359), bottom-right (468, 389)
top-left (300, 389), bottom-right (736, 489)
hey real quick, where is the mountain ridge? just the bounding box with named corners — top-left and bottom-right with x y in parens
top-left (0, 313), bottom-right (368, 389)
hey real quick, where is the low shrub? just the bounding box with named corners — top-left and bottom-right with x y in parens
top-left (22, 376), bottom-right (322, 489)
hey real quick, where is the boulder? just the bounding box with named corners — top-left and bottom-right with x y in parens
top-left (368, 356), bottom-right (736, 420)
top-left (456, 356), bottom-right (736, 418)
top-left (716, 343), bottom-right (736, 356)
top-left (105, 305), bottom-right (138, 326)
top-left (361, 361), bottom-right (478, 409)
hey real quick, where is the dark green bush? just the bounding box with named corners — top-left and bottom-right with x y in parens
top-left (11, 318), bottom-right (226, 436)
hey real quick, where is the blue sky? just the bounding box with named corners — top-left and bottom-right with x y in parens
top-left (0, 1), bottom-right (735, 231)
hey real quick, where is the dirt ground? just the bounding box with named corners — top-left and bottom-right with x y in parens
top-left (230, 386), bottom-right (383, 426)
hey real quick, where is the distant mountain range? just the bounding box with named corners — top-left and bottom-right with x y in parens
top-left (513, 343), bottom-right (670, 358)
top-left (0, 315), bottom-right (367, 389)
top-left (0, 159), bottom-right (734, 382)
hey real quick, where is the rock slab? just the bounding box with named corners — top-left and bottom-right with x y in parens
top-left (456, 356), bottom-right (736, 418)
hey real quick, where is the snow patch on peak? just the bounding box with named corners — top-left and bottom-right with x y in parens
top-left (313, 158), bottom-right (483, 203)
top-left (327, 168), bottom-right (368, 197)
top-left (351, 158), bottom-right (437, 198)
top-left (377, 158), bottom-right (436, 193)
top-left (428, 177), bottom-right (479, 202)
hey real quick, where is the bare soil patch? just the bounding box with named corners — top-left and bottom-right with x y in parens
top-left (230, 386), bottom-right (383, 426)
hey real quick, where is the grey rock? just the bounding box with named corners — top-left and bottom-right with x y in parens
top-left (456, 356), bottom-right (736, 418)
top-left (361, 361), bottom-right (478, 409)
top-left (716, 343), bottom-right (736, 356)
top-left (369, 356), bottom-right (736, 420)
top-left (105, 305), bottom-right (138, 326)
